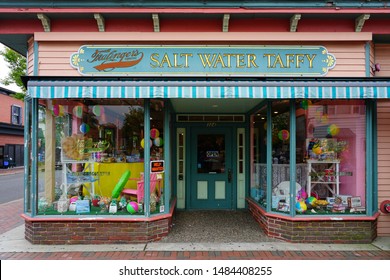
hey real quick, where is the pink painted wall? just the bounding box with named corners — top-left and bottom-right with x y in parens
top-left (377, 100), bottom-right (390, 237)
top-left (30, 38), bottom-right (368, 77)
top-left (374, 44), bottom-right (390, 77)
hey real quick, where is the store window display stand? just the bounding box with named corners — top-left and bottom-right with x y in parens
top-left (61, 154), bottom-right (98, 198)
top-left (306, 159), bottom-right (340, 198)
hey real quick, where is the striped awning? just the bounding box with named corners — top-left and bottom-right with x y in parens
top-left (27, 80), bottom-right (390, 99)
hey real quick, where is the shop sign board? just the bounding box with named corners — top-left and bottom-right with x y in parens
top-left (70, 45), bottom-right (336, 77)
top-left (151, 160), bottom-right (164, 173)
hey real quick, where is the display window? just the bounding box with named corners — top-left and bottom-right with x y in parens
top-left (250, 105), bottom-right (268, 208)
top-left (250, 99), bottom-right (367, 216)
top-left (33, 98), bottom-right (167, 216)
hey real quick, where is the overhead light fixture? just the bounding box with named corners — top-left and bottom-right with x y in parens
top-left (372, 63), bottom-right (381, 72)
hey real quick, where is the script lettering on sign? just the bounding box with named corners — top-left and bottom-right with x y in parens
top-left (71, 45), bottom-right (336, 76)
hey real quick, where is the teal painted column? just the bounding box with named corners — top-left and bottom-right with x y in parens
top-left (143, 99), bottom-right (151, 217)
top-left (31, 98), bottom-right (38, 216)
top-left (372, 101), bottom-right (378, 212)
top-left (366, 100), bottom-right (374, 216)
top-left (33, 41), bottom-right (39, 75)
top-left (365, 42), bottom-right (371, 77)
top-left (366, 100), bottom-right (373, 216)
top-left (289, 100), bottom-right (296, 217)
top-left (266, 100), bottom-right (272, 213)
top-left (23, 97), bottom-right (31, 214)
top-left (163, 100), bottom-right (170, 213)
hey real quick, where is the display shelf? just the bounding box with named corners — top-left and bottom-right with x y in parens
top-left (61, 158), bottom-right (97, 197)
top-left (307, 159), bottom-right (340, 198)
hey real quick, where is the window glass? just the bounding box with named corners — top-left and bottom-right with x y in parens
top-left (250, 105), bottom-right (267, 207)
top-left (296, 100), bottom-right (366, 215)
top-left (11, 105), bottom-right (22, 125)
top-left (149, 100), bottom-right (165, 213)
top-left (25, 98), bottom-right (33, 214)
top-left (197, 134), bottom-right (225, 174)
top-left (271, 100), bottom-right (291, 213)
top-left (35, 98), bottom-right (166, 216)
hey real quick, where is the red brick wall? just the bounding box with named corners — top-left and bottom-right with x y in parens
top-left (0, 94), bottom-right (24, 124)
top-left (0, 135), bottom-right (24, 146)
top-left (247, 199), bottom-right (377, 244)
top-left (24, 217), bottom-right (172, 245)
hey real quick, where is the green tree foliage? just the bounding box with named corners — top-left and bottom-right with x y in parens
top-left (0, 47), bottom-right (26, 99)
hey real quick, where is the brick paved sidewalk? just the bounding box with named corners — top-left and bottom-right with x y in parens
top-left (1, 250), bottom-right (390, 260)
top-left (0, 199), bottom-right (24, 234)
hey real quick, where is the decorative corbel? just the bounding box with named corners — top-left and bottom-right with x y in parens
top-left (37, 13), bottom-right (51, 32)
top-left (152, 14), bottom-right (160, 32)
top-left (94, 13), bottom-right (105, 32)
top-left (290, 14), bottom-right (301, 32)
top-left (355, 14), bottom-right (370, 32)
top-left (223, 14), bottom-right (230, 32)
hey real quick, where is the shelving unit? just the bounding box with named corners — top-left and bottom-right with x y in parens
top-left (306, 159), bottom-right (340, 198)
top-left (61, 156), bottom-right (98, 197)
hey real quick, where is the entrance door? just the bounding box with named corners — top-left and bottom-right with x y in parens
top-left (189, 127), bottom-right (233, 209)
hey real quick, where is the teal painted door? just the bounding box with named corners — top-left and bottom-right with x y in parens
top-left (189, 127), bottom-right (233, 209)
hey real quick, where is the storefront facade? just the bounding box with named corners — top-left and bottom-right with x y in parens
top-left (1, 1), bottom-right (390, 244)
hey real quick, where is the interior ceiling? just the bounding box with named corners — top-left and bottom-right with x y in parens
top-left (170, 98), bottom-right (263, 113)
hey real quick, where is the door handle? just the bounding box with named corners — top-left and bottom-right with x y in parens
top-left (228, 168), bottom-right (232, 183)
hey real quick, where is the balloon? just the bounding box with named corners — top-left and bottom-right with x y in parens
top-left (312, 146), bottom-right (322, 155)
top-left (153, 137), bottom-right (164, 147)
top-left (52, 105), bottom-right (65, 117)
top-left (92, 105), bottom-right (104, 117)
top-left (52, 104), bottom-right (59, 116)
top-left (140, 138), bottom-right (153, 149)
top-left (150, 128), bottom-right (160, 139)
top-left (79, 123), bottom-right (90, 134)
top-left (53, 107), bottom-right (59, 116)
top-left (278, 130), bottom-right (289, 141)
top-left (59, 105), bottom-right (65, 116)
top-left (328, 124), bottom-right (340, 136)
top-left (301, 100), bottom-right (312, 110)
top-left (73, 106), bottom-right (83, 118)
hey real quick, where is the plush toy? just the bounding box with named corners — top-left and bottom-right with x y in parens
top-left (118, 196), bottom-right (127, 210)
top-left (305, 196), bottom-right (317, 208)
top-left (297, 188), bottom-right (308, 200)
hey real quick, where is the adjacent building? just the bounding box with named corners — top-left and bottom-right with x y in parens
top-left (0, 87), bottom-right (24, 168)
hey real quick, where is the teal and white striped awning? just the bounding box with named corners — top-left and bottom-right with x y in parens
top-left (27, 80), bottom-right (390, 99)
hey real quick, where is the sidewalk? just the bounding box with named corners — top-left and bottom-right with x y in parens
top-left (0, 172), bottom-right (389, 260)
top-left (0, 166), bottom-right (24, 176)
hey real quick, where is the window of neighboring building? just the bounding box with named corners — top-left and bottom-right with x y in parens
top-left (11, 105), bottom-right (22, 125)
